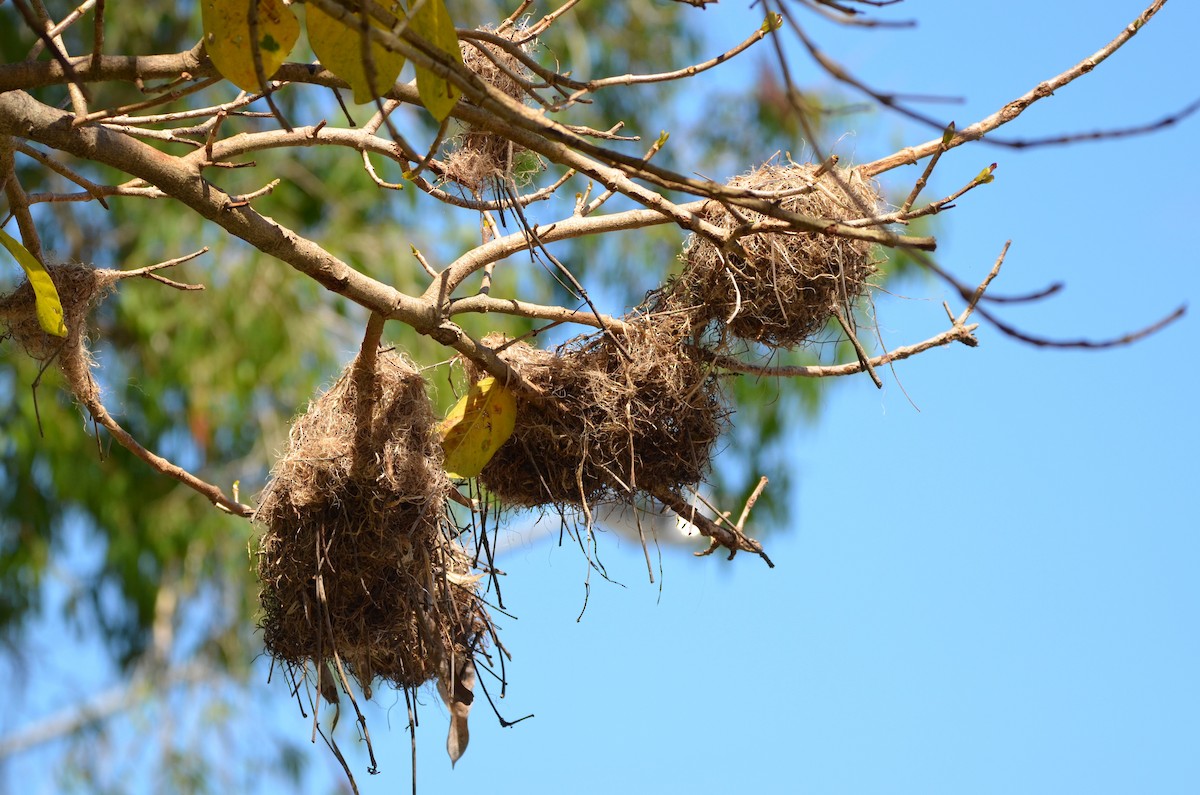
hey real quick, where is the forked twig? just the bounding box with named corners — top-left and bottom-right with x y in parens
top-left (652, 487), bottom-right (774, 567)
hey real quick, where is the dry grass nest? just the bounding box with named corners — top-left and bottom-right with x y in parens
top-left (471, 317), bottom-right (728, 509)
top-left (0, 263), bottom-right (118, 403)
top-left (443, 26), bottom-right (539, 193)
top-left (255, 349), bottom-right (487, 692)
top-left (669, 162), bottom-right (882, 349)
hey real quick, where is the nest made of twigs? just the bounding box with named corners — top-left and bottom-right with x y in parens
top-left (443, 26), bottom-right (540, 193)
top-left (472, 317), bottom-right (728, 508)
top-left (255, 349), bottom-right (486, 691)
top-left (0, 263), bottom-right (117, 402)
top-left (670, 162), bottom-right (882, 349)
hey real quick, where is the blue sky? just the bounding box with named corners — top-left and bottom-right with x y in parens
top-left (447, 3), bottom-right (1200, 793)
top-left (5, 1), bottom-right (1198, 793)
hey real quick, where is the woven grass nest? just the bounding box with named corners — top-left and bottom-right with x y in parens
top-left (471, 317), bottom-right (728, 508)
top-left (1, 263), bottom-right (118, 402)
top-left (443, 26), bottom-right (538, 193)
top-left (255, 349), bottom-right (486, 692)
top-left (670, 162), bottom-right (882, 349)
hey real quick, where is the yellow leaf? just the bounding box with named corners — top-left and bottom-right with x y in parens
top-left (409, 0), bottom-right (464, 121)
top-left (307, 3), bottom-right (407, 104)
top-left (437, 377), bottom-right (517, 479)
top-left (201, 0), bottom-right (299, 93)
top-left (0, 228), bottom-right (67, 338)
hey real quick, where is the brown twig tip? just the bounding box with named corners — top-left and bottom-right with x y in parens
top-left (111, 247), bottom-right (210, 290)
top-left (653, 488), bottom-right (774, 568)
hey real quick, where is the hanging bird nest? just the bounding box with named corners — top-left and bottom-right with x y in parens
top-left (471, 317), bottom-right (728, 508)
top-left (669, 162), bottom-right (882, 349)
top-left (255, 348), bottom-right (487, 692)
top-left (0, 263), bottom-right (118, 404)
top-left (442, 25), bottom-right (541, 193)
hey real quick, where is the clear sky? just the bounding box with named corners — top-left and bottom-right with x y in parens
top-left (5, 1), bottom-right (1198, 793)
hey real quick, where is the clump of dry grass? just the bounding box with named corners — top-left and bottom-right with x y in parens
top-left (669, 162), bottom-right (882, 349)
top-left (469, 317), bottom-right (728, 508)
top-left (442, 26), bottom-right (540, 193)
top-left (1, 263), bottom-right (118, 403)
top-left (255, 349), bottom-right (487, 692)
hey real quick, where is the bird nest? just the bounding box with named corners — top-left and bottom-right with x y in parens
top-left (670, 162), bottom-right (882, 349)
top-left (0, 263), bottom-right (118, 403)
top-left (442, 25), bottom-right (539, 193)
top-left (255, 348), bottom-right (487, 692)
top-left (471, 316), bottom-right (728, 508)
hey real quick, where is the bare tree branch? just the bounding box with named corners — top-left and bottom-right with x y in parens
top-left (859, 0), bottom-right (1170, 177)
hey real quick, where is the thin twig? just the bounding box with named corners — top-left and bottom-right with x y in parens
top-left (82, 386), bottom-right (252, 516)
top-left (974, 303), bottom-right (1185, 349)
top-left (111, 247), bottom-right (209, 290)
top-left (860, 0), bottom-right (1170, 177)
top-left (12, 140), bottom-right (111, 208)
top-left (652, 487), bottom-right (774, 567)
top-left (25, 0), bottom-right (97, 57)
top-left (831, 305), bottom-right (882, 388)
top-left (900, 122), bottom-right (954, 213)
top-left (711, 322), bottom-right (979, 379)
top-left (549, 14), bottom-right (780, 110)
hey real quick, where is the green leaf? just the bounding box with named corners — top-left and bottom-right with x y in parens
top-left (200, 0), bottom-right (299, 93)
top-left (975, 162), bottom-right (998, 185)
top-left (307, 2), bottom-right (407, 104)
top-left (941, 121), bottom-right (956, 147)
top-left (0, 228), bottom-right (67, 337)
top-left (409, 0), bottom-right (464, 121)
top-left (437, 377), bottom-right (517, 479)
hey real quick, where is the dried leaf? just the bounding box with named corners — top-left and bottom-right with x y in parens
top-left (409, 0), bottom-right (464, 120)
top-left (318, 660), bottom-right (340, 707)
top-left (436, 658), bottom-right (476, 767)
top-left (0, 228), bottom-right (66, 337)
top-left (437, 377), bottom-right (517, 479)
top-left (307, 2), bottom-right (407, 104)
top-left (445, 570), bottom-right (486, 588)
top-left (317, 661), bottom-right (341, 731)
top-left (201, 0), bottom-right (299, 92)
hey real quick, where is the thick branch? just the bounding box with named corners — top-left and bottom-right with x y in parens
top-left (427, 204), bottom-right (684, 301)
top-left (4, 35), bottom-right (927, 250)
top-left (0, 90), bottom-right (553, 394)
top-left (446, 294), bottom-right (631, 331)
top-left (0, 46), bottom-right (206, 92)
top-left (0, 90), bottom-right (426, 318)
top-left (431, 74), bottom-right (935, 250)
